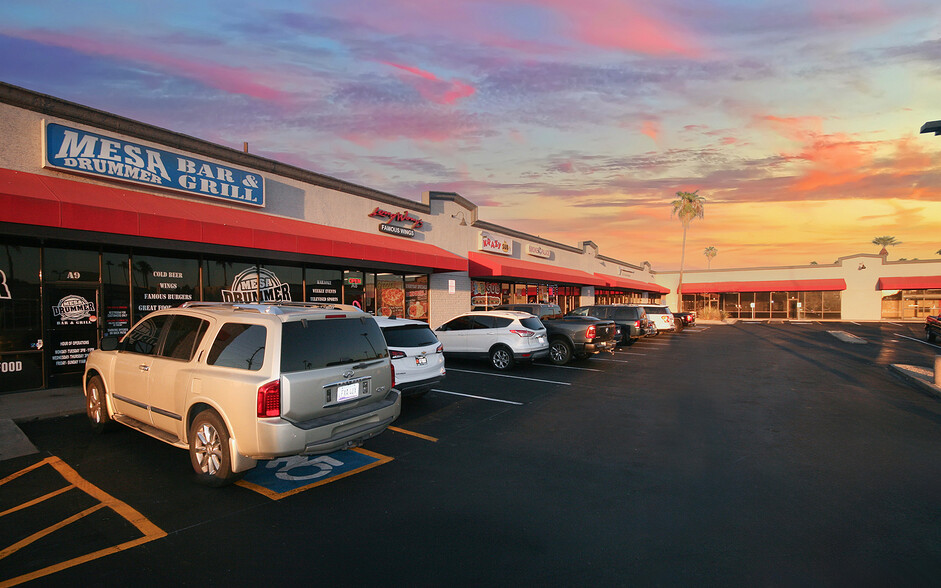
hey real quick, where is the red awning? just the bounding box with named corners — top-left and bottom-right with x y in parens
top-left (0, 168), bottom-right (467, 272)
top-left (468, 251), bottom-right (607, 287)
top-left (681, 279), bottom-right (847, 294)
top-left (876, 276), bottom-right (941, 290)
top-left (595, 273), bottom-right (670, 294)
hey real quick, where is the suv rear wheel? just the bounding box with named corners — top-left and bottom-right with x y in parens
top-left (85, 375), bottom-right (113, 433)
top-left (490, 345), bottom-right (514, 371)
top-left (189, 409), bottom-right (239, 487)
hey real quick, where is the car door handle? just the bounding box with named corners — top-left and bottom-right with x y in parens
top-left (139, 364), bottom-right (150, 372)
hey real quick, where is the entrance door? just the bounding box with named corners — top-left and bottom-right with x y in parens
top-left (45, 284), bottom-right (100, 387)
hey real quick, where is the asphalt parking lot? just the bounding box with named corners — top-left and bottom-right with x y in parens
top-left (3, 321), bottom-right (941, 586)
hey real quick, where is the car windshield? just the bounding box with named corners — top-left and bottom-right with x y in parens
top-left (281, 317), bottom-right (387, 372)
top-left (382, 324), bottom-right (439, 348)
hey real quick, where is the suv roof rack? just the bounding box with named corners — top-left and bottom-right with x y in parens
top-left (180, 301), bottom-right (364, 315)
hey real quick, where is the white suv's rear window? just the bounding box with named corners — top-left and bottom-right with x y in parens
top-left (207, 323), bottom-right (267, 371)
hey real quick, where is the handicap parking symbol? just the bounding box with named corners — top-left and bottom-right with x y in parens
top-left (237, 448), bottom-right (392, 499)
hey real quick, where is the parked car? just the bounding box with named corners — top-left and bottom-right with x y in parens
top-left (673, 311), bottom-right (696, 331)
top-left (567, 304), bottom-right (650, 346)
top-left (374, 315), bottom-right (445, 397)
top-left (434, 310), bottom-right (549, 370)
top-left (83, 302), bottom-right (401, 486)
top-left (495, 304), bottom-right (617, 364)
top-left (642, 304), bottom-right (676, 334)
top-left (926, 314), bottom-right (941, 343)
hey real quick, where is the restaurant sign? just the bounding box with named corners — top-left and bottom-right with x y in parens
top-left (369, 207), bottom-right (423, 238)
top-left (526, 244), bottom-right (552, 259)
top-left (478, 232), bottom-right (511, 255)
top-left (43, 122), bottom-right (265, 207)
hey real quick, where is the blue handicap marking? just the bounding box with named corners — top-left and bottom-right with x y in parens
top-left (237, 448), bottom-right (392, 499)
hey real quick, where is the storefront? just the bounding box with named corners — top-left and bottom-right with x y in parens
top-left (593, 275), bottom-right (669, 305)
top-left (680, 279), bottom-right (846, 319)
top-left (877, 277), bottom-right (941, 319)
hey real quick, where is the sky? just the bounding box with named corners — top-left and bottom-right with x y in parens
top-left (2, 0), bottom-right (941, 271)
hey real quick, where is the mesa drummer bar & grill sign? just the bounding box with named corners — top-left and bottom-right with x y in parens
top-left (42, 121), bottom-right (265, 207)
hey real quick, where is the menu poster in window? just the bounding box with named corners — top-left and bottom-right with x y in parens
top-left (405, 277), bottom-right (428, 320)
top-left (133, 263), bottom-right (196, 315)
top-left (104, 304), bottom-right (130, 337)
top-left (308, 279), bottom-right (341, 303)
top-left (377, 280), bottom-right (405, 318)
top-left (471, 282), bottom-right (501, 307)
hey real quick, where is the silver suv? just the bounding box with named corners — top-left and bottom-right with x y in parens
top-left (83, 302), bottom-right (401, 486)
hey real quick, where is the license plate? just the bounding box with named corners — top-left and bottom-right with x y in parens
top-left (415, 356), bottom-right (427, 366)
top-left (336, 383), bottom-right (359, 402)
top-left (537, 336), bottom-right (546, 344)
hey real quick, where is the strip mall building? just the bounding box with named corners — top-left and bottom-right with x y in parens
top-left (1, 83), bottom-right (938, 394)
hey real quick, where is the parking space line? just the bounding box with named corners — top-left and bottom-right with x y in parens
top-left (0, 456), bottom-right (166, 587)
top-left (542, 364), bottom-right (602, 372)
top-left (431, 389), bottom-right (524, 405)
top-left (894, 333), bottom-right (941, 349)
top-left (591, 358), bottom-right (633, 363)
top-left (445, 369), bottom-right (571, 385)
top-left (388, 426), bottom-right (439, 442)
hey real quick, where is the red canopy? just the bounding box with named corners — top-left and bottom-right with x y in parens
top-left (468, 251), bottom-right (607, 286)
top-left (876, 276), bottom-right (941, 290)
top-left (0, 168), bottom-right (467, 272)
top-left (594, 273), bottom-right (670, 294)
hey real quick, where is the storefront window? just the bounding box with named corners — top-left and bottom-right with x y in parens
top-left (472, 281), bottom-right (501, 309)
top-left (404, 275), bottom-right (429, 321)
top-left (44, 248), bottom-right (100, 385)
top-left (376, 274), bottom-right (405, 317)
top-left (43, 246), bottom-right (101, 283)
top-left (132, 254), bottom-right (198, 319)
top-left (260, 264), bottom-right (303, 303)
top-left (0, 244), bottom-right (43, 393)
top-left (823, 291), bottom-right (841, 318)
top-left (203, 259), bottom-right (249, 302)
top-left (306, 269), bottom-right (342, 304)
top-left (343, 271), bottom-right (366, 310)
top-left (102, 252), bottom-right (130, 338)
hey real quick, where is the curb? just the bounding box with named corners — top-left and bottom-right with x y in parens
top-left (889, 364), bottom-right (941, 399)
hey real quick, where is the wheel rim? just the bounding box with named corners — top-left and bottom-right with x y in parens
top-left (193, 422), bottom-right (223, 475)
top-left (550, 343), bottom-right (567, 363)
top-left (88, 385), bottom-right (103, 423)
top-left (493, 349), bottom-right (510, 369)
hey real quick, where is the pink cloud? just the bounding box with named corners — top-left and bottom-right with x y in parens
top-left (641, 120), bottom-right (660, 141)
top-left (383, 61), bottom-right (476, 105)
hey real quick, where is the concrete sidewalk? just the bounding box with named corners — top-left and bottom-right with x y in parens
top-left (0, 385), bottom-right (84, 462)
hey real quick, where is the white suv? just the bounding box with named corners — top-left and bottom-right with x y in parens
top-left (374, 316), bottom-right (445, 398)
top-left (434, 310), bottom-right (549, 370)
top-left (641, 304), bottom-right (676, 334)
top-left (83, 302), bottom-right (401, 486)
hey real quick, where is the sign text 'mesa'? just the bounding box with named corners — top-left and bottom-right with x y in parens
top-left (44, 122), bottom-right (264, 207)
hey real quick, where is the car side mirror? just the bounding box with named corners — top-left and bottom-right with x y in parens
top-left (100, 336), bottom-right (119, 351)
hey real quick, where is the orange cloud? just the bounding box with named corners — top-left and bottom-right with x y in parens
top-left (641, 120), bottom-right (660, 142)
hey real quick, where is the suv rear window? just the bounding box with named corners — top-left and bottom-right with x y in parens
top-left (382, 324), bottom-right (438, 348)
top-left (614, 308), bottom-right (640, 320)
top-left (519, 317), bottom-right (544, 330)
top-left (280, 317), bottom-right (387, 372)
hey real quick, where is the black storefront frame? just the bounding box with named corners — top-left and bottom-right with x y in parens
top-left (0, 236), bottom-right (432, 394)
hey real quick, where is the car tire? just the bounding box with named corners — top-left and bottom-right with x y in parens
top-left (490, 346), bottom-right (514, 371)
top-left (189, 409), bottom-right (240, 487)
top-left (549, 339), bottom-right (572, 365)
top-left (85, 375), bottom-right (114, 433)
top-left (929, 330), bottom-right (937, 343)
top-left (622, 336), bottom-right (636, 347)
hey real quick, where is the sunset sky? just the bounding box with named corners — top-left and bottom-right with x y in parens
top-left (2, 0), bottom-right (940, 271)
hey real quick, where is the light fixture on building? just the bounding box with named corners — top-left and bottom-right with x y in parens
top-left (451, 212), bottom-right (467, 226)
top-left (858, 263), bottom-right (866, 270)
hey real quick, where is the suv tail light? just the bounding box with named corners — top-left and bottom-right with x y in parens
top-left (634, 320), bottom-right (640, 328)
top-left (585, 324), bottom-right (596, 340)
top-left (390, 349), bottom-right (406, 359)
top-left (390, 362), bottom-right (396, 388)
top-left (257, 380), bottom-right (281, 418)
top-left (436, 344), bottom-right (444, 353)
top-left (509, 329), bottom-right (535, 337)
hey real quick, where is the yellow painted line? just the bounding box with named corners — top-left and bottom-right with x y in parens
top-left (0, 485), bottom-right (75, 518)
top-left (236, 448), bottom-right (394, 500)
top-left (387, 426), bottom-right (438, 442)
top-left (0, 456), bottom-right (166, 588)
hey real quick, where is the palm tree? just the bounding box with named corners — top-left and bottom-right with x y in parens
top-left (872, 236), bottom-right (900, 256)
top-left (671, 190), bottom-right (706, 310)
top-left (935, 248), bottom-right (941, 256)
top-left (703, 246), bottom-right (718, 269)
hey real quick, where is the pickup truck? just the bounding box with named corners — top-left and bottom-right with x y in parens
top-left (926, 314), bottom-right (941, 343)
top-left (496, 304), bottom-right (617, 365)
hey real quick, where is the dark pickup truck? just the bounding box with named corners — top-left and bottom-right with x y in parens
top-left (496, 304), bottom-right (617, 365)
top-left (926, 314), bottom-right (941, 343)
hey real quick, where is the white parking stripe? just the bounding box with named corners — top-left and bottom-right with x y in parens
top-left (615, 352), bottom-right (646, 356)
top-left (446, 368), bottom-right (572, 385)
top-left (894, 333), bottom-right (941, 349)
top-left (591, 358), bottom-right (633, 363)
top-left (431, 389), bottom-right (524, 405)
top-left (543, 364), bottom-right (603, 372)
